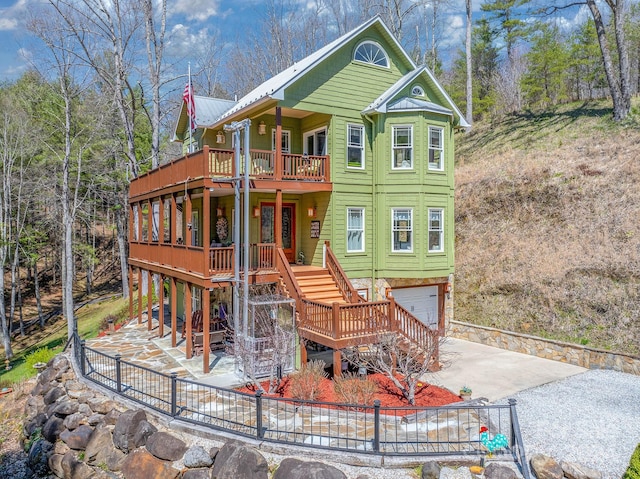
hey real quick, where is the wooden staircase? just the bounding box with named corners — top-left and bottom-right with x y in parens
top-left (292, 268), bottom-right (347, 304)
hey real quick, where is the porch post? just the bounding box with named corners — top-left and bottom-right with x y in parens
top-left (275, 190), bottom-right (283, 249)
top-left (147, 200), bottom-right (152, 244)
top-left (204, 187), bottom-right (211, 277)
top-left (300, 339), bottom-right (307, 364)
top-left (185, 283), bottom-right (193, 359)
top-left (137, 268), bottom-right (143, 324)
top-left (170, 276), bottom-right (177, 347)
top-left (171, 193), bottom-right (177, 244)
top-left (147, 270), bottom-right (153, 331)
top-left (185, 186), bottom-right (192, 246)
top-left (333, 349), bottom-right (342, 378)
top-left (158, 274), bottom-right (164, 338)
top-left (128, 265), bottom-right (133, 321)
top-left (203, 288), bottom-right (211, 373)
top-left (137, 203), bottom-right (142, 244)
top-left (275, 106), bottom-right (282, 181)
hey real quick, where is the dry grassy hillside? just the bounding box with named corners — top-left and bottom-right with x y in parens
top-left (454, 100), bottom-right (640, 355)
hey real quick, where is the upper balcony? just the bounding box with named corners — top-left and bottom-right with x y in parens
top-left (130, 146), bottom-right (331, 199)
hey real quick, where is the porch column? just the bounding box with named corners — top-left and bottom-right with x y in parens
top-left (300, 339), bottom-right (307, 364)
top-left (171, 193), bottom-right (177, 244)
top-left (203, 288), bottom-right (211, 373)
top-left (185, 283), bottom-right (193, 359)
top-left (158, 274), bottom-right (164, 338)
top-left (333, 349), bottom-right (342, 378)
top-left (185, 187), bottom-right (192, 246)
top-left (128, 265), bottom-right (133, 321)
top-left (147, 270), bottom-right (153, 331)
top-left (275, 106), bottom-right (282, 180)
top-left (204, 187), bottom-right (211, 277)
top-left (137, 203), bottom-right (142, 244)
top-left (147, 200), bottom-right (152, 244)
top-left (129, 204), bottom-right (134, 242)
top-left (170, 276), bottom-right (177, 347)
top-left (137, 268), bottom-right (143, 325)
top-left (275, 190), bottom-right (283, 248)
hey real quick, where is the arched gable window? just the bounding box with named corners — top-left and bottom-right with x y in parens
top-left (411, 85), bottom-right (425, 96)
top-left (354, 41), bottom-right (389, 68)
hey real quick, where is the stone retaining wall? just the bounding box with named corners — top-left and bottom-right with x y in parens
top-left (449, 321), bottom-right (640, 375)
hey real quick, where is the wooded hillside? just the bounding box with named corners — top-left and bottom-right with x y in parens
top-left (454, 99), bottom-right (640, 355)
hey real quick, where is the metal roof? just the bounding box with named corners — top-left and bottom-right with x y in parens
top-left (194, 96), bottom-right (237, 126)
top-left (387, 97), bottom-right (454, 116)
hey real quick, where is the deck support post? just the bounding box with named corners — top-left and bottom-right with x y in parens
top-left (203, 288), bottom-right (211, 373)
top-left (300, 339), bottom-right (307, 364)
top-left (158, 274), bottom-right (164, 337)
top-left (333, 349), bottom-right (342, 378)
top-left (137, 268), bottom-right (143, 324)
top-left (147, 270), bottom-right (153, 331)
top-left (185, 283), bottom-right (193, 359)
top-left (170, 276), bottom-right (177, 347)
top-left (128, 265), bottom-right (133, 321)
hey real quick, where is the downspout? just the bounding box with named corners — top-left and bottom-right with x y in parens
top-left (363, 113), bottom-right (376, 300)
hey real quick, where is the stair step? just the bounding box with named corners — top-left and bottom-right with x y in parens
top-left (298, 284), bottom-right (341, 293)
top-left (296, 278), bottom-right (335, 287)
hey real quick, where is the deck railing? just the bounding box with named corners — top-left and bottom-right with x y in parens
top-left (73, 333), bottom-right (531, 477)
top-left (324, 242), bottom-right (365, 304)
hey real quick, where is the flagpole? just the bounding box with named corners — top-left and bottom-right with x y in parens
top-left (188, 62), bottom-right (193, 153)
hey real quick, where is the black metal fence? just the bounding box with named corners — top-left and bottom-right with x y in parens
top-left (74, 334), bottom-right (530, 477)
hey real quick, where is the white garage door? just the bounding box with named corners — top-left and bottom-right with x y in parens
top-left (391, 286), bottom-right (439, 327)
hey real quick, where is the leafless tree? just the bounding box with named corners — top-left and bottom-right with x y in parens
top-left (342, 332), bottom-right (443, 405)
top-left (465, 0), bottom-right (473, 126)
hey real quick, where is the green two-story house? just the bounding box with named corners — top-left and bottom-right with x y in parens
top-left (128, 16), bottom-right (468, 375)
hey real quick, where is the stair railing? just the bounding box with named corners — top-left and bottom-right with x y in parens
top-left (324, 241), bottom-right (365, 304)
top-left (276, 247), bottom-right (305, 314)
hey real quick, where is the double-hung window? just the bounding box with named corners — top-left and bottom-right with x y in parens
top-left (347, 208), bottom-right (364, 252)
top-left (428, 126), bottom-right (444, 170)
top-left (271, 129), bottom-right (291, 153)
top-left (392, 208), bottom-right (413, 252)
top-left (428, 208), bottom-right (444, 252)
top-left (347, 124), bottom-right (364, 169)
top-left (392, 125), bottom-right (413, 169)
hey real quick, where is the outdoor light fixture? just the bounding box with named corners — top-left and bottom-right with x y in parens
top-left (307, 205), bottom-right (316, 217)
top-left (216, 131), bottom-right (225, 144)
top-left (216, 206), bottom-right (224, 217)
top-left (258, 121), bottom-right (266, 135)
top-left (253, 206), bottom-right (260, 218)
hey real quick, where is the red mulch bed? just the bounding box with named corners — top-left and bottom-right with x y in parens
top-left (238, 373), bottom-right (462, 408)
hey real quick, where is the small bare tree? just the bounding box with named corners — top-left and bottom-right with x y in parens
top-left (343, 332), bottom-right (443, 405)
top-left (235, 293), bottom-right (296, 394)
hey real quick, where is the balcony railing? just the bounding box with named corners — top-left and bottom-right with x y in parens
top-left (129, 146), bottom-right (330, 198)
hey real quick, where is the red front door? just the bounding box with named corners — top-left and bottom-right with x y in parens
top-left (260, 203), bottom-right (296, 263)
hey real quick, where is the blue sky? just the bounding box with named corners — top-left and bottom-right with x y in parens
top-left (0, 0), bottom-right (593, 83)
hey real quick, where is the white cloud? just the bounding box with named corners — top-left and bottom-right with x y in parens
top-left (170, 0), bottom-right (221, 22)
top-left (0, 0), bottom-right (29, 31)
top-left (166, 24), bottom-right (215, 56)
top-left (17, 47), bottom-right (33, 63)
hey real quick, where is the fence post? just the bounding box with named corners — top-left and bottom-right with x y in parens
top-left (170, 373), bottom-right (178, 417)
top-left (373, 400), bottom-right (380, 452)
top-left (115, 354), bottom-right (122, 393)
top-left (509, 398), bottom-right (532, 479)
top-left (80, 340), bottom-right (86, 376)
top-left (256, 390), bottom-right (264, 439)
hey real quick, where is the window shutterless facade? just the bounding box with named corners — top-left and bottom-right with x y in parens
top-left (353, 41), bottom-right (389, 67)
top-left (392, 125), bottom-right (413, 169)
top-left (271, 129), bottom-right (291, 153)
top-left (428, 208), bottom-right (444, 252)
top-left (347, 208), bottom-right (365, 252)
top-left (347, 124), bottom-right (365, 169)
top-left (428, 126), bottom-right (444, 170)
top-left (392, 208), bottom-right (413, 252)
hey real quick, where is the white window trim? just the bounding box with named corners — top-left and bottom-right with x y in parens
top-left (347, 207), bottom-right (365, 253)
top-left (303, 126), bottom-right (327, 155)
top-left (428, 126), bottom-right (444, 171)
top-left (346, 123), bottom-right (365, 170)
top-left (428, 208), bottom-right (444, 253)
top-left (271, 128), bottom-right (291, 153)
top-left (391, 125), bottom-right (413, 170)
top-left (391, 208), bottom-right (413, 253)
top-left (411, 85), bottom-right (425, 96)
top-left (353, 40), bottom-right (390, 68)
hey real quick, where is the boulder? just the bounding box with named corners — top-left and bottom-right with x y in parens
top-left (85, 425), bottom-right (127, 471)
top-left (49, 453), bottom-right (65, 478)
top-left (485, 463), bottom-right (518, 479)
top-left (54, 441), bottom-right (71, 455)
top-left (422, 461), bottom-right (442, 479)
top-left (53, 399), bottom-right (79, 416)
top-left (24, 412), bottom-right (48, 437)
top-left (104, 409), bottom-right (121, 425)
top-left (87, 413), bottom-right (105, 426)
top-left (43, 386), bottom-right (65, 405)
top-left (145, 431), bottom-right (187, 461)
top-left (63, 412), bottom-right (87, 430)
top-left (113, 409), bottom-right (147, 453)
top-left (184, 445), bottom-right (214, 468)
top-left (120, 448), bottom-right (180, 479)
top-left (272, 458), bottom-right (347, 479)
top-left (131, 419), bottom-right (157, 449)
top-left (77, 403), bottom-right (93, 416)
top-left (87, 397), bottom-right (117, 414)
top-left (183, 469), bottom-right (212, 479)
top-left (42, 415), bottom-right (65, 443)
top-left (61, 450), bottom-right (95, 479)
top-left (48, 354), bottom-right (70, 371)
top-left (25, 395), bottom-right (45, 419)
top-left (60, 425), bottom-right (94, 450)
top-left (211, 441), bottom-right (269, 479)
top-left (27, 438), bottom-right (54, 476)
top-left (530, 454), bottom-right (564, 479)
top-left (561, 461), bottom-right (602, 479)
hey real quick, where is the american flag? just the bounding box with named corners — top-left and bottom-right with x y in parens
top-left (183, 81), bottom-right (196, 131)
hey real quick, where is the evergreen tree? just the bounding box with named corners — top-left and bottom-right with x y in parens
top-left (567, 19), bottom-right (606, 100)
top-left (480, 0), bottom-right (528, 65)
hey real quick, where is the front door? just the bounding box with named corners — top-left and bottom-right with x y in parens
top-left (260, 203), bottom-right (296, 263)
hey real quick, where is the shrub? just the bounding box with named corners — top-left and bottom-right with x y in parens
top-left (25, 348), bottom-right (56, 371)
top-left (623, 443), bottom-right (640, 479)
top-left (289, 360), bottom-right (327, 401)
top-left (333, 372), bottom-right (377, 407)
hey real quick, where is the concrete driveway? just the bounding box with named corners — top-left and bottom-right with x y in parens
top-left (426, 337), bottom-right (588, 402)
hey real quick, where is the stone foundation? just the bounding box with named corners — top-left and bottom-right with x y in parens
top-left (450, 321), bottom-right (640, 375)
